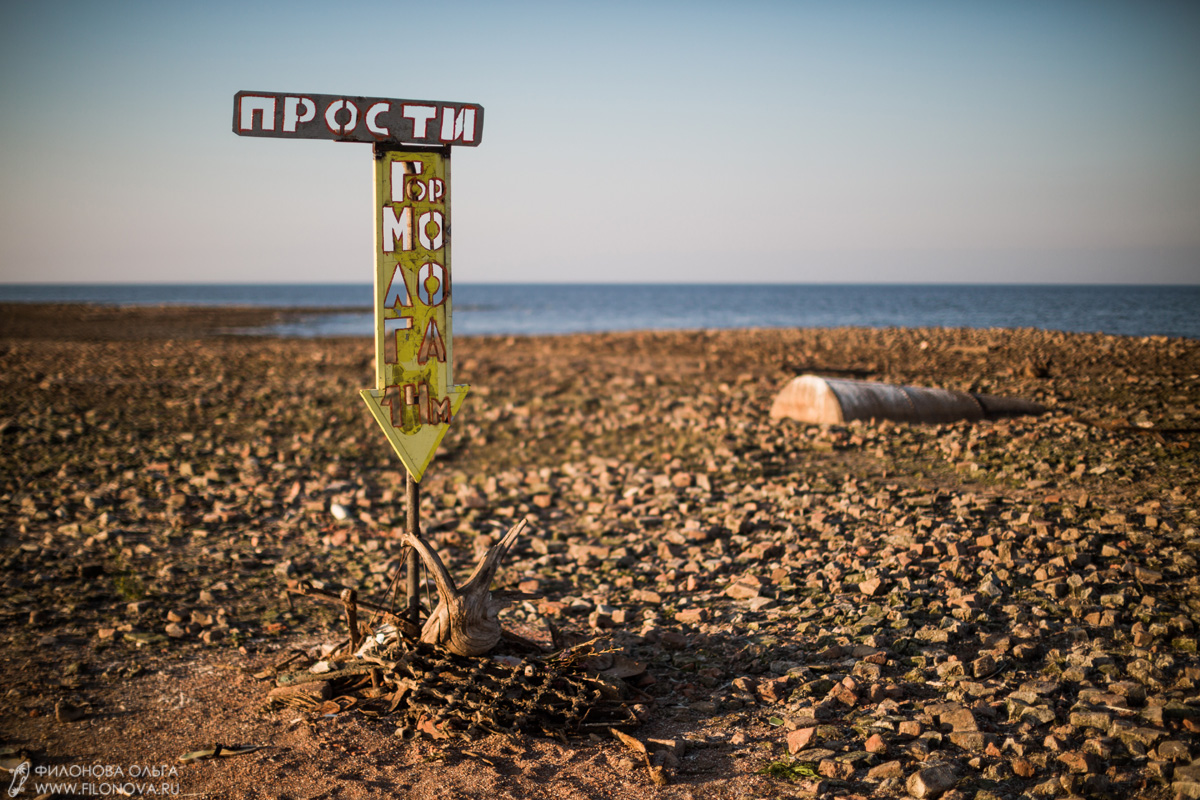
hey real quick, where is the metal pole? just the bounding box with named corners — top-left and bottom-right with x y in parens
top-left (340, 588), bottom-right (360, 653)
top-left (406, 472), bottom-right (421, 629)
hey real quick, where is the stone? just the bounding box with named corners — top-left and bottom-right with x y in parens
top-left (867, 760), bottom-right (904, 781)
top-left (588, 606), bottom-right (617, 629)
top-left (940, 706), bottom-right (978, 732)
top-left (1043, 734), bottom-right (1067, 752)
top-left (1112, 723), bottom-right (1164, 747)
top-left (1176, 763), bottom-right (1200, 783)
top-left (829, 682), bottom-right (858, 707)
top-left (1068, 709), bottom-right (1111, 731)
top-left (971, 654), bottom-right (997, 678)
top-left (787, 727), bottom-right (816, 754)
top-left (906, 764), bottom-right (957, 798)
top-left (724, 581), bottom-right (760, 600)
top-left (1145, 761), bottom-right (1173, 783)
top-left (1029, 778), bottom-right (1061, 797)
top-left (1108, 680), bottom-right (1146, 704)
top-left (757, 677), bottom-right (790, 704)
top-left (1176, 779), bottom-right (1200, 800)
top-left (1081, 737), bottom-right (1116, 758)
top-left (794, 747), bottom-right (837, 763)
top-left (818, 759), bottom-right (855, 780)
top-left (859, 577), bottom-right (884, 596)
top-left (948, 732), bottom-right (991, 751)
top-left (1157, 740), bottom-right (1191, 762)
top-left (1057, 750), bottom-right (1098, 774)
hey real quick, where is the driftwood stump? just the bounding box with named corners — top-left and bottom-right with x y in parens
top-left (400, 518), bottom-right (528, 657)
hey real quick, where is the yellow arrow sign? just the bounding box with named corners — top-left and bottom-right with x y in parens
top-left (360, 149), bottom-right (467, 482)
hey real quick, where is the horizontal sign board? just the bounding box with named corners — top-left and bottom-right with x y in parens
top-left (233, 91), bottom-right (484, 146)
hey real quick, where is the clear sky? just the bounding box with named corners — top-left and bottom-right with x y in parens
top-left (1, 0), bottom-right (1197, 284)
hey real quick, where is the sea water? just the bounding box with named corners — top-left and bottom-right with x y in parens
top-left (1, 283), bottom-right (1196, 340)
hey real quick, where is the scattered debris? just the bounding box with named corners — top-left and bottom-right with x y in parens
top-left (178, 744), bottom-right (263, 762)
top-left (610, 728), bottom-right (668, 786)
top-left (261, 622), bottom-right (640, 740)
top-left (54, 700), bottom-right (85, 724)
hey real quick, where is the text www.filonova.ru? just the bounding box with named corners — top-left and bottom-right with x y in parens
top-left (9, 762), bottom-right (181, 796)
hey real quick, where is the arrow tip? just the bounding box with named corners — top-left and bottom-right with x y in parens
top-left (360, 385), bottom-right (469, 482)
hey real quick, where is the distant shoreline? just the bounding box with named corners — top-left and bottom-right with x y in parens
top-left (3, 283), bottom-right (1198, 340)
top-left (0, 302), bottom-right (357, 341)
top-left (2, 301), bottom-right (1195, 343)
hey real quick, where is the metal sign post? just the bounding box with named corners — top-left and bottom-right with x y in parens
top-left (233, 90), bottom-right (484, 627)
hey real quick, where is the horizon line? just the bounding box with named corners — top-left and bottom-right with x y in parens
top-left (3, 280), bottom-right (1200, 288)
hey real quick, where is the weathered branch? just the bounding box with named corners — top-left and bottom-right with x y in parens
top-left (401, 519), bottom-right (529, 657)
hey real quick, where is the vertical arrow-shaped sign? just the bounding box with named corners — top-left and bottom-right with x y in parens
top-left (359, 149), bottom-right (468, 482)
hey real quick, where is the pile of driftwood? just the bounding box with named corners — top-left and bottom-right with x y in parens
top-left (264, 520), bottom-right (645, 739)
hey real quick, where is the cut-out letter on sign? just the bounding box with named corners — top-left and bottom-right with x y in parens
top-left (402, 105), bottom-right (437, 138)
top-left (381, 385), bottom-right (404, 427)
top-left (325, 99), bottom-right (358, 135)
top-left (418, 211), bottom-right (443, 250)
top-left (417, 262), bottom-right (446, 306)
top-left (382, 206), bottom-right (412, 252)
top-left (440, 107), bottom-right (476, 143)
top-left (239, 96), bottom-right (275, 131)
top-left (381, 383), bottom-right (419, 430)
top-left (283, 97), bottom-right (315, 132)
top-left (366, 102), bottom-right (390, 136)
top-left (391, 161), bottom-right (423, 203)
top-left (420, 383), bottom-right (453, 425)
top-left (384, 317), bottom-right (412, 364)
top-left (381, 383), bottom-right (420, 430)
top-left (417, 319), bottom-right (446, 364)
top-left (384, 264), bottom-right (413, 310)
top-left (427, 178), bottom-right (446, 203)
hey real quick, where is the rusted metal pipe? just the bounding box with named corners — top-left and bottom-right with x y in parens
top-left (341, 588), bottom-right (361, 653)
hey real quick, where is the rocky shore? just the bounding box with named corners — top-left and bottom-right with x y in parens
top-left (1, 303), bottom-right (1198, 799)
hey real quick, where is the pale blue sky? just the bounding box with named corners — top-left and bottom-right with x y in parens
top-left (1, 0), bottom-right (1197, 284)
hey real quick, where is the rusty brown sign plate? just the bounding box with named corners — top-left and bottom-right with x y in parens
top-left (233, 91), bottom-right (484, 146)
